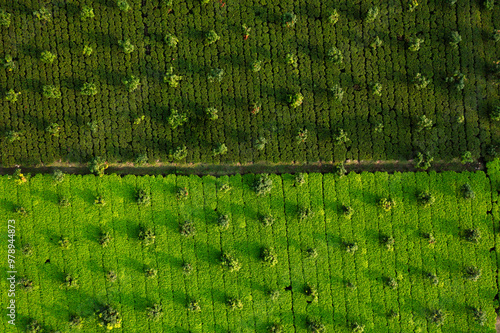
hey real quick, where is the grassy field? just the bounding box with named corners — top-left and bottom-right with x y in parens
top-left (1, 0), bottom-right (499, 166)
top-left (0, 170), bottom-right (498, 332)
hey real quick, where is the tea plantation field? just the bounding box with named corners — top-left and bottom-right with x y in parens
top-left (1, 170), bottom-right (499, 332)
top-left (1, 0), bottom-right (500, 166)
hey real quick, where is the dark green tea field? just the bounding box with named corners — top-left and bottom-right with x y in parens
top-left (1, 0), bottom-right (499, 166)
top-left (1, 168), bottom-right (499, 332)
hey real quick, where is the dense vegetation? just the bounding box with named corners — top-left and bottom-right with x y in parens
top-left (1, 168), bottom-right (498, 332)
top-left (0, 1), bottom-right (499, 166)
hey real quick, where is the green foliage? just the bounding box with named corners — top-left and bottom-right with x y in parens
top-left (176, 186), bottom-right (189, 200)
top-left (331, 84), bottom-right (344, 101)
top-left (106, 270), bottom-right (117, 282)
top-left (26, 319), bottom-right (43, 333)
top-left (182, 262), bottom-right (193, 275)
top-left (268, 323), bottom-right (283, 333)
top-left (58, 235), bottom-right (71, 249)
top-left (0, 9), bottom-right (11, 27)
top-left (250, 101), bottom-right (261, 115)
top-left (385, 276), bottom-right (398, 289)
top-left (415, 151), bottom-right (433, 170)
top-left (138, 226), bottom-right (156, 246)
top-left (180, 220), bottom-right (195, 236)
top-left (81, 82), bottom-right (98, 96)
top-left (342, 205), bottom-right (354, 219)
top-left (351, 322), bottom-right (365, 332)
top-left (208, 68), bottom-right (224, 82)
top-left (205, 30), bottom-right (220, 45)
top-left (371, 82), bottom-right (383, 96)
top-left (379, 197), bottom-right (396, 211)
top-left (413, 73), bottom-right (431, 89)
top-left (370, 36), bottom-right (383, 49)
top-left (429, 309), bottom-right (446, 326)
top-left (206, 107), bottom-right (218, 120)
top-left (254, 174), bottom-right (273, 196)
top-left (217, 213), bottom-right (231, 230)
top-left (381, 235), bottom-right (395, 250)
top-left (164, 66), bottom-right (183, 87)
top-left (43, 85), bottom-right (61, 99)
top-left (262, 247), bottom-right (278, 266)
top-left (464, 266), bottom-right (481, 281)
top-left (447, 0), bottom-right (458, 4)
top-left (58, 196), bottom-right (71, 207)
top-left (169, 145), bottom-right (188, 161)
top-left (168, 109), bottom-right (188, 129)
top-left (33, 7), bottom-right (51, 22)
top-left (213, 143), bottom-right (228, 156)
top-left (490, 106), bottom-right (500, 121)
top-left (117, 0), bottom-right (131, 12)
top-left (94, 195), bottom-right (106, 206)
top-left (2, 54), bottom-right (15, 71)
top-left (416, 115), bottom-right (433, 132)
top-left (461, 183), bottom-right (475, 199)
top-left (408, 36), bottom-right (424, 51)
top-left (365, 6), bottom-right (379, 23)
top-left (294, 173), bottom-right (306, 186)
top-left (22, 243), bottom-right (33, 256)
top-left (304, 284), bottom-right (318, 302)
top-left (14, 205), bottom-right (28, 216)
top-left (12, 168), bottom-right (27, 185)
top-left (63, 273), bottom-right (79, 289)
top-left (134, 153), bottom-right (148, 166)
top-left (118, 39), bottom-right (135, 53)
top-left (242, 24), bottom-right (251, 38)
top-left (145, 267), bottom-right (157, 278)
top-left (306, 317), bottom-right (325, 332)
top-left (306, 247), bottom-right (318, 259)
top-left (328, 9), bottom-right (339, 25)
top-left (83, 45), bottom-right (93, 56)
top-left (221, 251), bottom-right (241, 272)
top-left (136, 189), bottom-right (150, 206)
top-left (408, 0), bottom-right (419, 12)
top-left (472, 307), bottom-right (487, 326)
top-left (164, 33), bottom-right (178, 47)
top-left (5, 89), bottom-right (21, 102)
top-left (261, 214), bottom-right (275, 227)
top-left (446, 70), bottom-right (466, 91)
top-left (97, 305), bottom-right (122, 330)
top-left (417, 191), bottom-right (435, 207)
top-left (285, 53), bottom-right (298, 67)
top-left (485, 0), bottom-right (495, 10)
top-left (133, 115), bottom-right (145, 126)
top-left (69, 315), bottom-right (84, 329)
top-left (296, 128), bottom-right (308, 144)
top-left (449, 31), bottom-right (462, 48)
top-left (493, 29), bottom-right (500, 42)
top-left (334, 162), bottom-right (347, 177)
top-left (122, 75), bottom-right (140, 92)
top-left (46, 123), bottom-right (60, 137)
top-left (188, 299), bottom-right (201, 312)
top-left (146, 303), bottom-right (164, 321)
top-left (345, 242), bottom-right (358, 254)
top-left (52, 169), bottom-right (65, 183)
top-left (81, 5), bottom-right (95, 20)
top-left (255, 136), bottom-right (267, 150)
top-left (100, 231), bottom-right (112, 247)
top-left (17, 276), bottom-right (34, 291)
top-left (251, 59), bottom-right (262, 72)
top-left (334, 128), bottom-right (350, 144)
top-left (282, 12), bottom-right (297, 28)
top-left (89, 157), bottom-right (108, 176)
top-left (461, 151), bottom-right (473, 164)
top-left (327, 47), bottom-right (343, 64)
top-left (288, 92), bottom-right (304, 108)
top-left (464, 228), bottom-right (481, 243)
top-left (227, 297), bottom-right (243, 310)
top-left (427, 272), bottom-right (439, 285)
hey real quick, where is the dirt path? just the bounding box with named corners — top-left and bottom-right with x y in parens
top-left (0, 160), bottom-right (484, 177)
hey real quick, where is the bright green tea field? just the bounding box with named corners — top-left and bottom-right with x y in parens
top-left (1, 170), bottom-right (499, 332)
